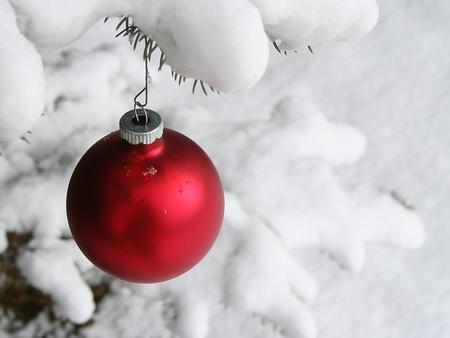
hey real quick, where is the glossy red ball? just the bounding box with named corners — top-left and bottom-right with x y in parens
top-left (67, 129), bottom-right (224, 283)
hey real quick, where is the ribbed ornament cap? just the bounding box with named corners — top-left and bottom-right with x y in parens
top-left (119, 109), bottom-right (164, 145)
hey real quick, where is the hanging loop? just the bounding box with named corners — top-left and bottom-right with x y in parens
top-left (133, 57), bottom-right (152, 125)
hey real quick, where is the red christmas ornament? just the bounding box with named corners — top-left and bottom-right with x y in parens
top-left (67, 110), bottom-right (224, 283)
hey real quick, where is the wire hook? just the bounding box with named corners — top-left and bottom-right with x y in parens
top-left (133, 57), bottom-right (152, 125)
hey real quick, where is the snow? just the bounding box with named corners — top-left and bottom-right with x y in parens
top-left (251, 0), bottom-right (379, 49)
top-left (174, 98), bottom-right (424, 273)
top-left (224, 193), bottom-right (318, 337)
top-left (17, 238), bottom-right (95, 324)
top-left (133, 0), bottom-right (269, 94)
top-left (1, 0), bottom-right (449, 337)
top-left (9, 0), bottom-right (127, 48)
top-left (0, 0), bottom-right (45, 143)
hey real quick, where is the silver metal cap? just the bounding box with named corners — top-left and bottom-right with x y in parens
top-left (119, 109), bottom-right (164, 145)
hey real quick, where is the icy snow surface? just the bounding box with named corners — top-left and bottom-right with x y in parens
top-left (1, 0), bottom-right (449, 337)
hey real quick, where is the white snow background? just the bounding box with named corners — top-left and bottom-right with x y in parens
top-left (0, 0), bottom-right (449, 337)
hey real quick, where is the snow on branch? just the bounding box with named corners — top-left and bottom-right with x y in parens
top-left (0, 0), bottom-right (379, 142)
